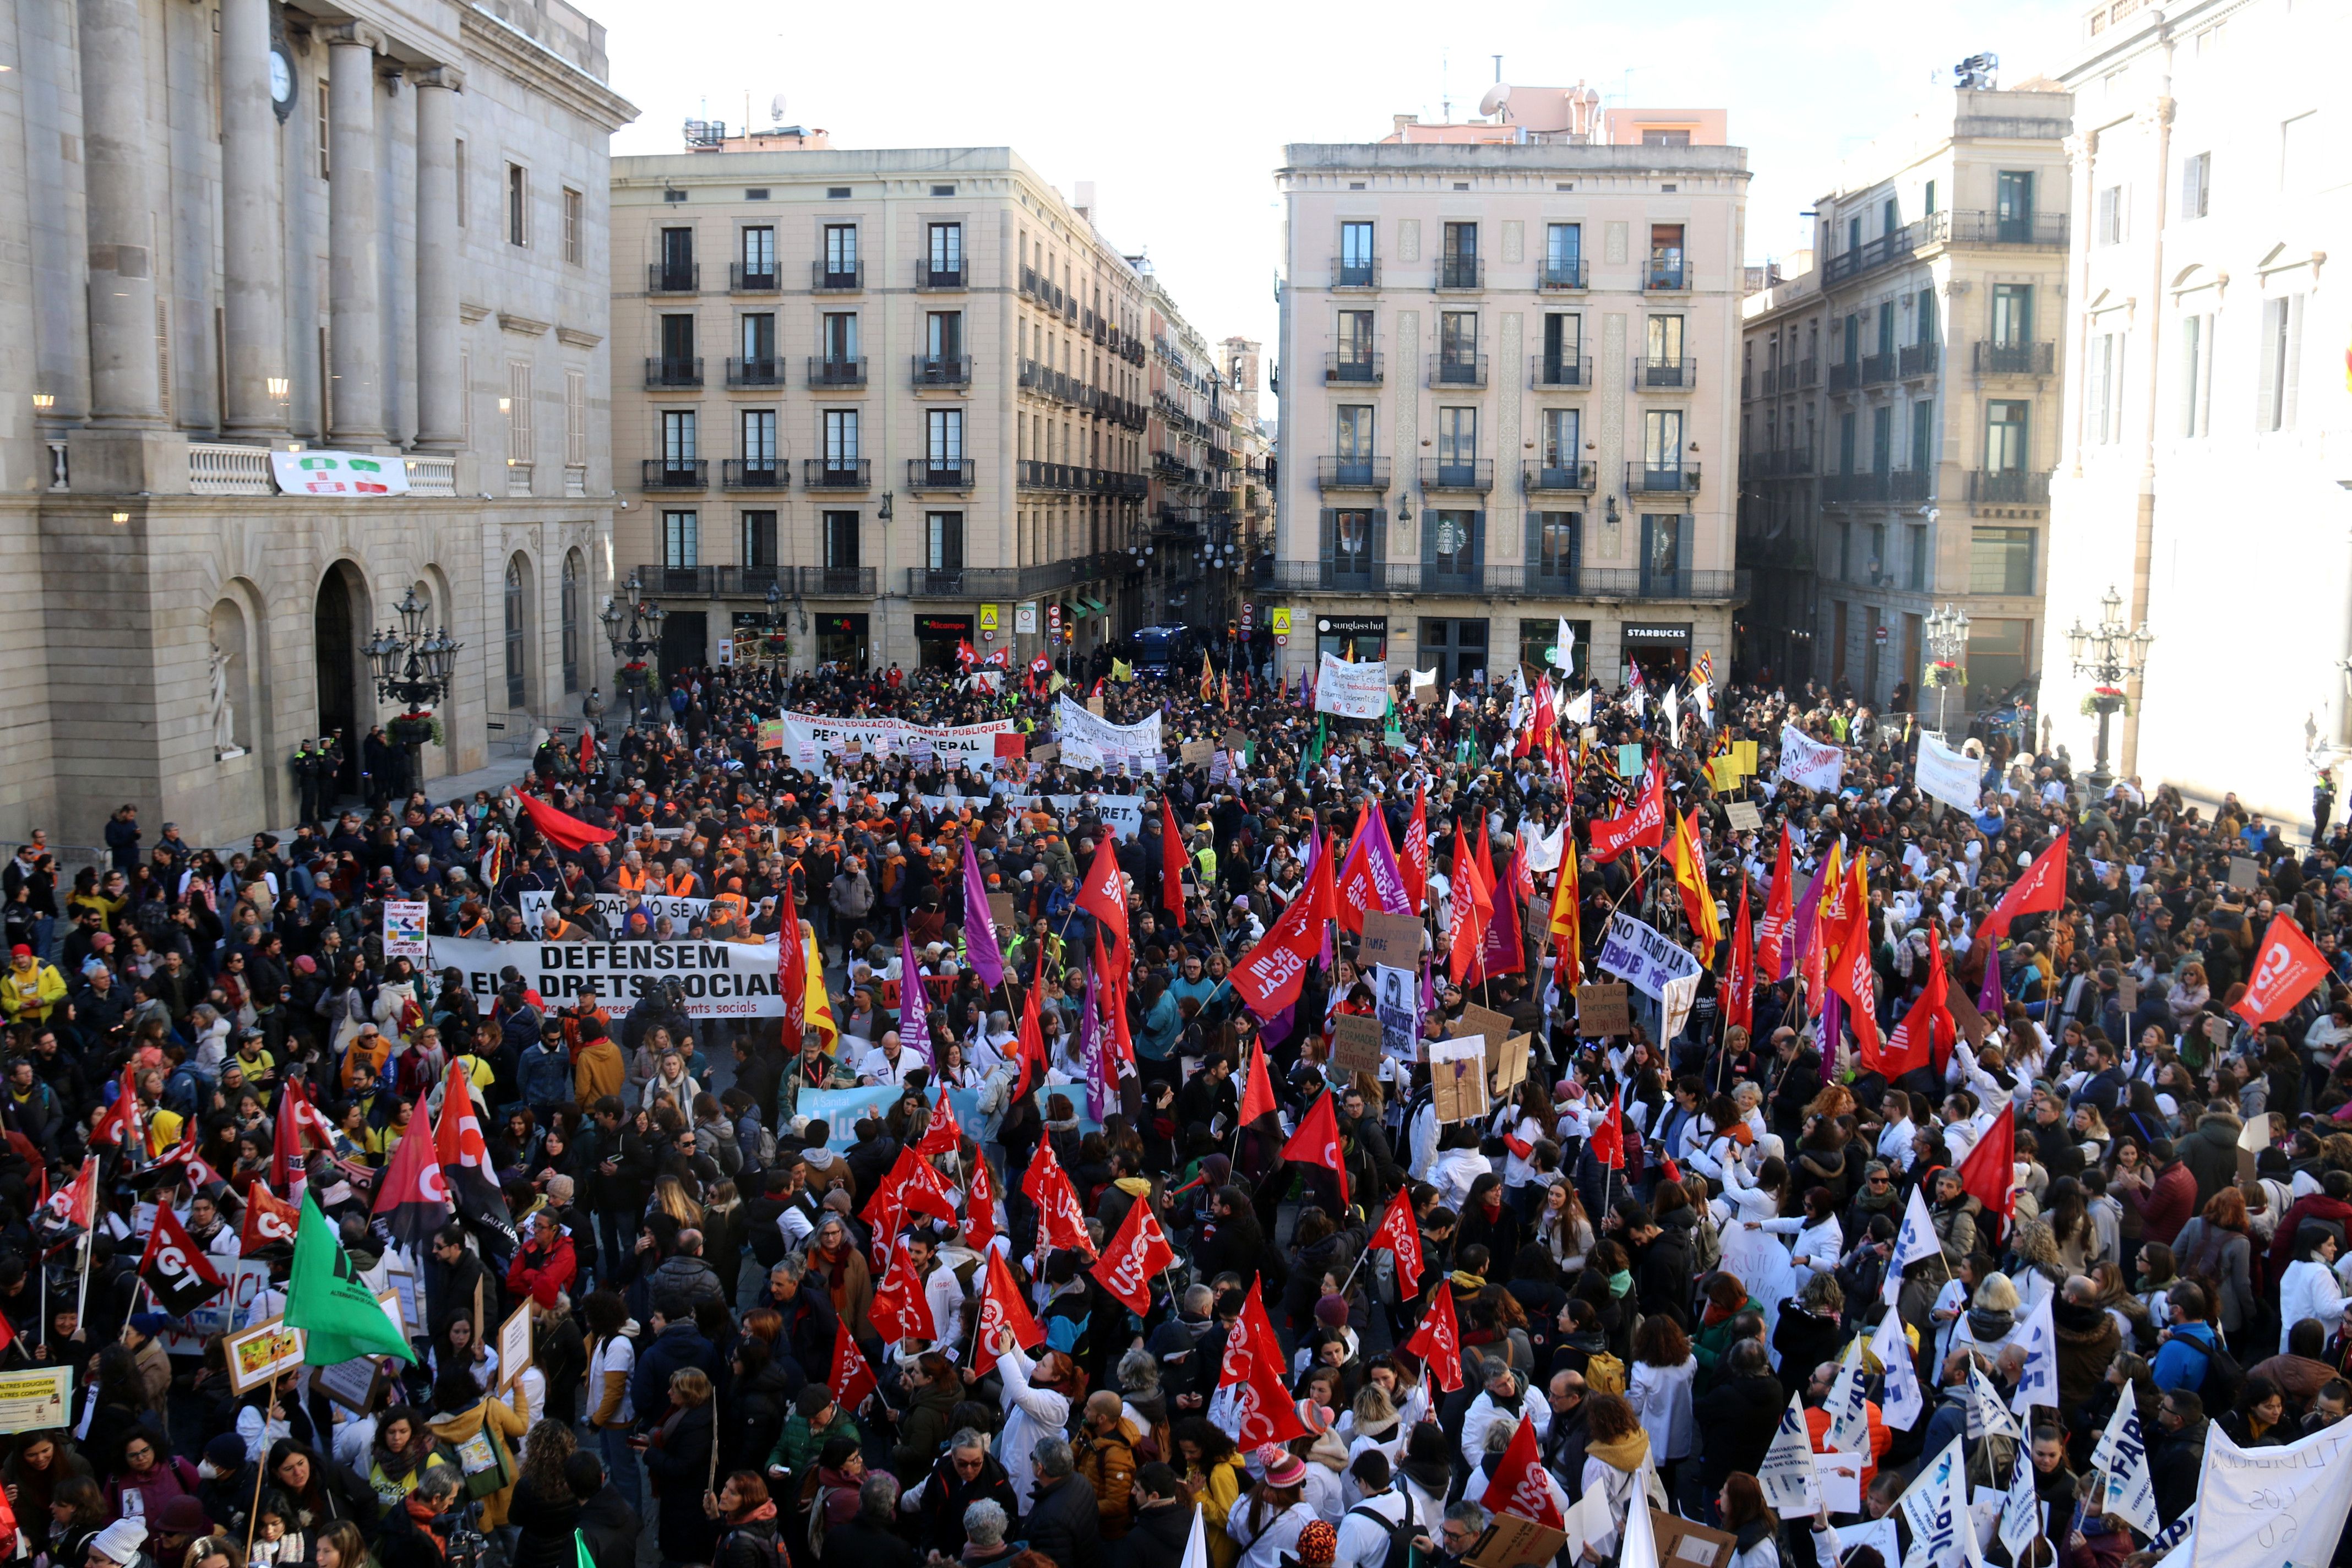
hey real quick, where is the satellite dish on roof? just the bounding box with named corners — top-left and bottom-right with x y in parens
top-left (1478, 83), bottom-right (1511, 118)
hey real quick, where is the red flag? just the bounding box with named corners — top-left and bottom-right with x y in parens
top-left (963, 1153), bottom-right (1000, 1254)
top-left (829, 1318), bottom-right (879, 1412)
top-left (1588, 1088), bottom-right (1626, 1170)
top-left (970, 1248), bottom-right (1046, 1377)
top-left (270, 1080), bottom-right (308, 1205)
top-left (1979, 830), bottom-right (2070, 943)
top-left (138, 1204), bottom-right (228, 1316)
top-left (48, 1156), bottom-right (97, 1231)
top-left (1335, 802), bottom-right (1379, 935)
top-left (1957, 1101), bottom-right (2018, 1232)
top-left (1095, 930), bottom-right (1137, 1085)
top-left (2235, 915), bottom-right (2329, 1026)
top-left (433, 1060), bottom-right (519, 1254)
top-left (1218, 1279), bottom-right (1283, 1390)
top-left (1370, 1188), bottom-right (1425, 1294)
top-left (1235, 1342), bottom-right (1311, 1447)
top-left (1446, 823), bottom-right (1494, 985)
top-left (578, 729), bottom-right (596, 775)
top-left (1474, 839), bottom-right (1526, 982)
top-left (515, 792), bottom-right (616, 851)
top-left (1877, 926), bottom-right (1953, 1079)
top-left (1089, 1195), bottom-right (1178, 1314)
top-left (1280, 1091), bottom-right (1349, 1210)
top-left (778, 879), bottom-right (808, 1048)
top-left (1402, 1280), bottom-right (1465, 1391)
top-left (238, 1180), bottom-right (301, 1254)
top-left (1485, 1416), bottom-right (1566, 1528)
top-left (1010, 957), bottom-right (1050, 1103)
top-left (1237, 1039), bottom-right (1279, 1126)
top-left (913, 1091), bottom-right (965, 1158)
top-left (1075, 837), bottom-right (1132, 968)
top-left (1234, 828), bottom-right (1334, 1019)
top-left (869, 1238), bottom-right (938, 1346)
top-left (1724, 879), bottom-right (1755, 1037)
top-left (371, 1091), bottom-right (454, 1254)
top-left (6, 1131), bottom-right (46, 1211)
top-left (869, 1146), bottom-right (959, 1229)
top-left (1160, 797), bottom-right (1189, 928)
top-left (1021, 1139), bottom-right (1090, 1255)
top-left (1587, 764), bottom-right (1667, 862)
top-left (1758, 825), bottom-right (1795, 981)
top-left (1826, 896), bottom-right (1885, 1064)
top-left (1401, 786), bottom-right (1430, 913)
top-left (88, 1066), bottom-right (140, 1150)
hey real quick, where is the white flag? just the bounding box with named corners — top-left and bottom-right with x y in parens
top-left (1445, 690), bottom-right (1463, 717)
top-left (1411, 667), bottom-right (1438, 690)
top-left (1555, 618), bottom-right (1577, 667)
top-left (1873, 1308), bottom-right (1925, 1431)
top-left (1564, 689), bottom-right (1593, 725)
top-left (1884, 1185), bottom-right (1942, 1304)
top-left (1826, 1335), bottom-right (1874, 1455)
top-left (1967, 1360), bottom-right (2022, 1441)
top-left (1997, 1440), bottom-right (2045, 1566)
top-left (1898, 1435), bottom-right (1982, 1568)
top-left (2010, 1289), bottom-right (2059, 1416)
top-left (1180, 1505), bottom-right (1209, 1568)
top-left (1620, 1480), bottom-right (1661, 1568)
top-left (1664, 686), bottom-right (1682, 749)
top-left (2091, 1389), bottom-right (2162, 1539)
top-left (2190, 1423), bottom-right (2352, 1568)
top-left (1761, 1391), bottom-right (1824, 1518)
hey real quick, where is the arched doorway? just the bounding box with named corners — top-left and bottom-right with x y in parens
top-left (314, 563), bottom-right (370, 802)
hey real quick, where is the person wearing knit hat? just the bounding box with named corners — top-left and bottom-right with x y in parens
top-left (1289, 1521), bottom-right (1338, 1568)
top-left (1229, 1446), bottom-right (1315, 1568)
top-left (87, 1520), bottom-right (146, 1567)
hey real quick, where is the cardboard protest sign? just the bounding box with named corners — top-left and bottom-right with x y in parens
top-left (1360, 912), bottom-right (1423, 969)
top-left (1451, 1002), bottom-right (1515, 1050)
top-left (1180, 740), bottom-right (1213, 766)
top-left (2228, 856), bottom-right (2258, 891)
top-left (1576, 983), bottom-right (1631, 1037)
top-left (1947, 978), bottom-right (1991, 1046)
top-left (1647, 1510), bottom-right (1736, 1568)
top-left (1330, 1015), bottom-right (1384, 1077)
top-left (1725, 801), bottom-right (1763, 832)
top-left (1464, 1513), bottom-right (1569, 1568)
top-left (1494, 1033), bottom-right (1531, 1094)
top-left (987, 892), bottom-right (1016, 936)
top-left (1429, 1039), bottom-right (1489, 1123)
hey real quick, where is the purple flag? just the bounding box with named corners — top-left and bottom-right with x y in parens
top-left (1820, 987), bottom-right (1843, 1058)
top-left (961, 836), bottom-right (1005, 988)
top-left (1788, 850), bottom-right (1833, 979)
top-left (899, 927), bottom-right (933, 1064)
top-left (1979, 946), bottom-right (2006, 1020)
top-left (1363, 802), bottom-right (1414, 916)
top-left (1077, 965), bottom-right (1108, 1121)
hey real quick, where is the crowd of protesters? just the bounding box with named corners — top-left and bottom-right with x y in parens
top-left (1, 642), bottom-right (2350, 1568)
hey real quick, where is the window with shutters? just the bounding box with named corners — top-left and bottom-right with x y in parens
top-left (2096, 186), bottom-right (2125, 245)
top-left (506, 362), bottom-right (532, 463)
top-left (2179, 153), bottom-right (2211, 220)
top-left (2179, 314), bottom-right (2212, 438)
top-left (565, 370), bottom-right (586, 465)
top-left (562, 188), bottom-right (583, 264)
top-left (2258, 294), bottom-right (2304, 432)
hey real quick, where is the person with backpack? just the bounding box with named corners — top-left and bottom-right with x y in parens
top-left (705, 1470), bottom-right (786, 1568)
top-left (2149, 1280), bottom-right (2240, 1412)
top-left (1332, 1451), bottom-right (1417, 1568)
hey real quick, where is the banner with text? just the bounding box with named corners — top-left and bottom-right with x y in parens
top-left (1915, 732), bottom-right (1986, 814)
top-left (781, 712), bottom-right (1014, 772)
top-left (1595, 911), bottom-right (1706, 1002)
top-left (1054, 699), bottom-right (1165, 775)
top-left (519, 890), bottom-right (713, 928)
top-left (1777, 724), bottom-right (1847, 793)
top-left (429, 936), bottom-right (784, 1017)
top-left (1315, 654), bottom-right (1391, 720)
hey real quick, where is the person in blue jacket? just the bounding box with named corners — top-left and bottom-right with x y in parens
top-left (2149, 1280), bottom-right (2222, 1392)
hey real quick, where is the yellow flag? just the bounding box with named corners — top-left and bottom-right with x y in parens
top-left (1112, 659), bottom-right (1134, 683)
top-left (803, 930), bottom-right (838, 1051)
top-left (1548, 820), bottom-right (1582, 988)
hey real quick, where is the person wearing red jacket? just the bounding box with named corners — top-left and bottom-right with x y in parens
top-left (2125, 1139), bottom-right (2199, 1249)
top-left (505, 1208), bottom-right (579, 1302)
top-left (2266, 1169), bottom-right (2352, 1282)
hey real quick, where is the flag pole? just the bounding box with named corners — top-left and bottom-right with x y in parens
top-left (241, 1387), bottom-right (277, 1562)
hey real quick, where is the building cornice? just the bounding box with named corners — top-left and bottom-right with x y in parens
top-left (459, 4), bottom-right (636, 132)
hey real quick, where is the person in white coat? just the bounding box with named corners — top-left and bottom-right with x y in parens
top-left (1624, 1316), bottom-right (1697, 1489)
top-left (1429, 1130), bottom-right (1494, 1216)
top-left (1756, 1186), bottom-right (1845, 1279)
top-left (1720, 1474), bottom-right (1782, 1568)
top-left (1226, 1447), bottom-right (1319, 1568)
top-left (988, 1332), bottom-right (1074, 1512)
top-left (2279, 1226), bottom-right (2345, 1355)
top-left (1457, 1360), bottom-right (1547, 1467)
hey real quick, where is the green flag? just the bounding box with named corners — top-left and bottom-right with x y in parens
top-left (574, 1532), bottom-right (596, 1568)
top-left (286, 1193), bottom-right (416, 1366)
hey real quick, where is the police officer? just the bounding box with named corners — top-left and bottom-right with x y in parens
top-left (291, 738), bottom-right (320, 824)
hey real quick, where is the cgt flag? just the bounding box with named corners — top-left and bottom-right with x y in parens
top-left (433, 1061), bottom-right (518, 1256)
top-left (371, 1091), bottom-right (454, 1254)
top-left (1369, 1187), bottom-right (1425, 1295)
top-left (239, 1180), bottom-right (301, 1255)
top-left (1485, 1415), bottom-right (1567, 1529)
top-left (138, 1204), bottom-right (227, 1316)
top-left (1279, 1091), bottom-right (1349, 1210)
top-left (1979, 830), bottom-right (2070, 942)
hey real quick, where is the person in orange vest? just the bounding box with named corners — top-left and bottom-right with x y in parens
top-left (610, 851), bottom-right (650, 894)
top-left (1799, 1349), bottom-right (1892, 1491)
top-left (663, 859), bottom-right (703, 899)
top-left (539, 906), bottom-right (584, 943)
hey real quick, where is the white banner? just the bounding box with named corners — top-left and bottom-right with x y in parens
top-left (1315, 653), bottom-right (1390, 720)
top-left (270, 449), bottom-right (410, 496)
top-left (1054, 699), bottom-right (1166, 775)
top-left (1873, 1302), bottom-right (1924, 1429)
top-left (428, 935), bottom-right (783, 1017)
top-left (1916, 732), bottom-right (1985, 814)
top-left (383, 900), bottom-right (428, 960)
top-left (2091, 1382), bottom-right (2162, 1539)
top-left (1047, 794), bottom-right (1145, 842)
top-left (1374, 965), bottom-right (1420, 1064)
top-left (1778, 724), bottom-right (1846, 792)
top-left (1594, 911), bottom-right (1703, 1002)
top-left (518, 890), bottom-right (711, 929)
top-left (1899, 1436), bottom-right (1982, 1568)
top-left (2009, 1290), bottom-right (2058, 1415)
top-left (2191, 1424), bottom-right (2352, 1568)
top-left (781, 711), bottom-right (1012, 772)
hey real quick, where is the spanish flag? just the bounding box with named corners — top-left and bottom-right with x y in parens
top-left (803, 929), bottom-right (839, 1052)
top-left (1666, 807), bottom-right (1722, 965)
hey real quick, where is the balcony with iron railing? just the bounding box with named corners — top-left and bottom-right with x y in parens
top-left (1419, 458), bottom-right (1494, 493)
top-left (1330, 257), bottom-right (1379, 289)
top-left (1973, 340), bottom-right (2056, 375)
top-left (1427, 353), bottom-right (1489, 389)
top-left (1253, 558), bottom-right (1749, 602)
top-left (802, 458), bottom-right (872, 489)
top-left (1523, 461), bottom-right (1597, 495)
top-left (1925, 210), bottom-right (2071, 249)
top-left (729, 263), bottom-right (778, 293)
top-left (1821, 468), bottom-right (1932, 505)
top-left (1316, 456), bottom-right (1391, 492)
top-left (916, 260), bottom-right (966, 290)
top-left (1828, 360), bottom-right (1861, 394)
top-left (1822, 226), bottom-right (1915, 287)
top-left (1740, 448), bottom-right (1815, 478)
top-left (1899, 341), bottom-right (1940, 378)
top-left (721, 459), bottom-right (784, 491)
top-left (1625, 462), bottom-right (1702, 495)
top-left (1637, 357), bottom-right (1697, 390)
top-left (1644, 259), bottom-right (1688, 291)
top-left (640, 459), bottom-right (707, 490)
top-left (1860, 351), bottom-right (1898, 385)
top-left (1539, 259), bottom-right (1588, 291)
top-left (1967, 469), bottom-right (2051, 505)
top-left (912, 355), bottom-right (972, 389)
top-left (646, 262), bottom-right (700, 295)
top-left (812, 260), bottom-right (864, 291)
top-left (803, 566), bottom-right (878, 597)
top-left (806, 356), bottom-right (867, 390)
top-left (907, 458), bottom-right (976, 492)
top-left (1325, 352), bottom-right (1384, 385)
top-left (1531, 355), bottom-right (1591, 389)
top-left (645, 357), bottom-right (703, 390)
top-left (1798, 358), bottom-right (1819, 386)
top-left (1436, 256), bottom-right (1481, 290)
top-left (726, 357), bottom-right (782, 388)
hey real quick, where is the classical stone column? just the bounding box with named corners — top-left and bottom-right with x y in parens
top-left (219, 0), bottom-right (287, 436)
top-left (77, 0), bottom-right (164, 425)
top-left (323, 23), bottom-right (389, 445)
top-left (413, 68), bottom-right (464, 451)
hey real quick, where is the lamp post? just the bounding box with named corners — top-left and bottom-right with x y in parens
top-left (597, 572), bottom-right (666, 725)
top-left (1922, 602), bottom-right (1972, 744)
top-left (362, 587), bottom-right (462, 792)
top-left (2065, 583), bottom-right (2155, 797)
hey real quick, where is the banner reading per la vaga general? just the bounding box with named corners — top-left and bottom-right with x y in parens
top-left (429, 937), bottom-right (785, 1017)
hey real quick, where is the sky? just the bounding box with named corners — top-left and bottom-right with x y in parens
top-left (598, 0), bottom-right (2083, 406)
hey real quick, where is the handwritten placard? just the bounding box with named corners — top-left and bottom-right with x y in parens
top-left (1330, 1015), bottom-right (1384, 1077)
top-left (1180, 739), bottom-right (1213, 766)
top-left (1429, 1039), bottom-right (1490, 1123)
top-left (1725, 801), bottom-right (1763, 832)
top-left (1359, 911), bottom-right (1423, 970)
top-left (1576, 983), bottom-right (1631, 1038)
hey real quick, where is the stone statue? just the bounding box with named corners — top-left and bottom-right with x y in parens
top-left (209, 640), bottom-right (238, 755)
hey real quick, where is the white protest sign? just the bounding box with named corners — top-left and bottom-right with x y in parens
top-left (1045, 794), bottom-right (1145, 842)
top-left (1884, 1185), bottom-right (1942, 1305)
top-left (1315, 652), bottom-right (1390, 720)
top-left (1594, 911), bottom-right (1704, 1003)
top-left (1826, 1336), bottom-right (1873, 1455)
top-left (1778, 723), bottom-right (1847, 792)
top-left (428, 935), bottom-right (783, 1018)
top-left (1898, 1436), bottom-right (1981, 1568)
top-left (1816, 1451), bottom-right (1865, 1516)
top-left (1055, 698), bottom-right (1165, 774)
top-left (2010, 1289), bottom-right (2058, 1415)
top-left (1872, 1305), bottom-right (1924, 1430)
top-left (383, 900), bottom-right (428, 960)
top-left (1761, 1392), bottom-right (1823, 1518)
top-left (518, 890), bottom-right (711, 929)
top-left (1916, 732), bottom-right (1985, 814)
top-left (1374, 965), bottom-right (1421, 1065)
top-left (2191, 1423), bottom-right (2352, 1568)
top-left (2090, 1386), bottom-right (2162, 1539)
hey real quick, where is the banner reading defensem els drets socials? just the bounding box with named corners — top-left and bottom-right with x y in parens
top-left (429, 937), bottom-right (785, 1017)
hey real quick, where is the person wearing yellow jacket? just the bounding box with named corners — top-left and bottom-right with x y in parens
top-left (0, 945), bottom-right (66, 1024)
top-left (426, 1370), bottom-right (531, 1528)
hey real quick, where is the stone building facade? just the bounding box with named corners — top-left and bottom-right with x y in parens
top-left (0, 0), bottom-right (634, 845)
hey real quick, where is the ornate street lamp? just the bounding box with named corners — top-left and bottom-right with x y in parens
top-left (364, 586), bottom-right (463, 788)
top-left (600, 571), bottom-right (666, 723)
top-left (2065, 584), bottom-right (2155, 796)
top-left (1921, 603), bottom-right (1972, 744)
